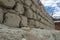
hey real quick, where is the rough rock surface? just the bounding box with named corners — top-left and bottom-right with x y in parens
top-left (25, 8), bottom-right (34, 19)
top-left (25, 0), bottom-right (32, 6)
top-left (0, 29), bottom-right (25, 40)
top-left (4, 13), bottom-right (21, 27)
top-left (15, 3), bottom-right (24, 14)
top-left (20, 15), bottom-right (27, 27)
top-left (0, 0), bottom-right (55, 29)
top-left (22, 28), bottom-right (60, 40)
top-left (0, 28), bottom-right (60, 40)
top-left (0, 8), bottom-right (3, 23)
top-left (0, 0), bottom-right (59, 40)
top-left (0, 0), bottom-right (15, 8)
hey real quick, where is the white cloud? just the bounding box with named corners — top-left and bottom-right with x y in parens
top-left (53, 7), bottom-right (60, 16)
top-left (52, 12), bottom-right (60, 19)
top-left (40, 0), bottom-right (60, 17)
top-left (40, 0), bottom-right (60, 7)
top-left (54, 7), bottom-right (60, 12)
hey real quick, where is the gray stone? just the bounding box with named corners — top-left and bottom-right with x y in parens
top-left (25, 8), bottom-right (34, 18)
top-left (21, 27), bottom-right (31, 31)
top-left (31, 4), bottom-right (37, 12)
top-left (39, 12), bottom-right (45, 18)
top-left (33, 13), bottom-right (37, 20)
top-left (0, 24), bottom-right (11, 29)
top-left (39, 6), bottom-right (54, 24)
top-left (20, 15), bottom-right (27, 27)
top-left (39, 22), bottom-right (50, 29)
top-left (6, 9), bottom-right (17, 13)
top-left (35, 21), bottom-right (40, 28)
top-left (24, 29), bottom-right (60, 40)
top-left (29, 29), bottom-right (58, 40)
top-left (25, 0), bottom-right (32, 6)
top-left (28, 19), bottom-right (35, 28)
top-left (0, 8), bottom-right (3, 23)
top-left (23, 29), bottom-right (60, 40)
top-left (0, 0), bottom-right (15, 8)
top-left (50, 30), bottom-right (60, 40)
top-left (15, 0), bottom-right (24, 3)
top-left (23, 32), bottom-right (39, 40)
top-left (15, 3), bottom-right (24, 14)
top-left (21, 0), bottom-right (24, 3)
top-left (0, 29), bottom-right (25, 40)
top-left (32, 0), bottom-right (39, 6)
top-left (37, 15), bottom-right (41, 21)
top-left (40, 17), bottom-right (52, 28)
top-left (4, 13), bottom-right (21, 28)
top-left (39, 22), bottom-right (46, 29)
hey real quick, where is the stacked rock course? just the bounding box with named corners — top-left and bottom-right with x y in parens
top-left (0, 0), bottom-right (60, 40)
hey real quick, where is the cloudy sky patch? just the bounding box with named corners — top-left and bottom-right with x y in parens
top-left (40, 0), bottom-right (60, 17)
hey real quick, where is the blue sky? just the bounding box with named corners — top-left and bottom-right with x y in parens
top-left (40, 0), bottom-right (60, 17)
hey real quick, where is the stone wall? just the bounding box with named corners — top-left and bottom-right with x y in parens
top-left (0, 0), bottom-right (55, 29)
top-left (0, 0), bottom-right (60, 40)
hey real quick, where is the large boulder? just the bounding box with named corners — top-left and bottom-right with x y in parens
top-left (0, 0), bottom-right (15, 8)
top-left (25, 8), bottom-right (34, 19)
top-left (15, 3), bottom-right (24, 15)
top-left (24, 0), bottom-right (32, 6)
top-left (4, 13), bottom-right (21, 28)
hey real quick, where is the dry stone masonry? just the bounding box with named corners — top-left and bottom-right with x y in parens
top-left (0, 0), bottom-right (60, 40)
top-left (0, 0), bottom-right (55, 29)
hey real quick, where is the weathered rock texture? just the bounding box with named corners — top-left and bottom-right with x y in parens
top-left (0, 0), bottom-right (55, 29)
top-left (0, 28), bottom-right (60, 40)
top-left (0, 0), bottom-right (60, 40)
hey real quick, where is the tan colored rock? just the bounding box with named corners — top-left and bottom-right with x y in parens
top-left (0, 28), bottom-right (60, 40)
top-left (25, 0), bottom-right (32, 6)
top-left (0, 0), bottom-right (15, 8)
top-left (15, 3), bottom-right (24, 14)
top-left (0, 8), bottom-right (3, 23)
top-left (31, 4), bottom-right (37, 12)
top-left (15, 0), bottom-right (24, 3)
top-left (14, 0), bottom-right (24, 3)
top-left (21, 27), bottom-right (31, 31)
top-left (40, 12), bottom-right (45, 18)
top-left (25, 8), bottom-right (34, 18)
top-left (4, 13), bottom-right (21, 27)
top-left (39, 22), bottom-right (46, 29)
top-left (37, 15), bottom-right (41, 21)
top-left (24, 32), bottom-right (39, 40)
top-left (0, 29), bottom-right (25, 40)
top-left (28, 19), bottom-right (35, 28)
top-left (32, 0), bottom-right (39, 6)
top-left (0, 24), bottom-right (11, 29)
top-left (40, 17), bottom-right (52, 28)
top-left (46, 30), bottom-right (60, 40)
top-left (51, 30), bottom-right (60, 40)
top-left (20, 16), bottom-right (27, 27)
top-left (35, 21), bottom-right (40, 28)
top-left (39, 22), bottom-right (50, 29)
top-left (33, 13), bottom-right (37, 20)
top-left (29, 29), bottom-right (58, 40)
top-left (23, 29), bottom-right (60, 40)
